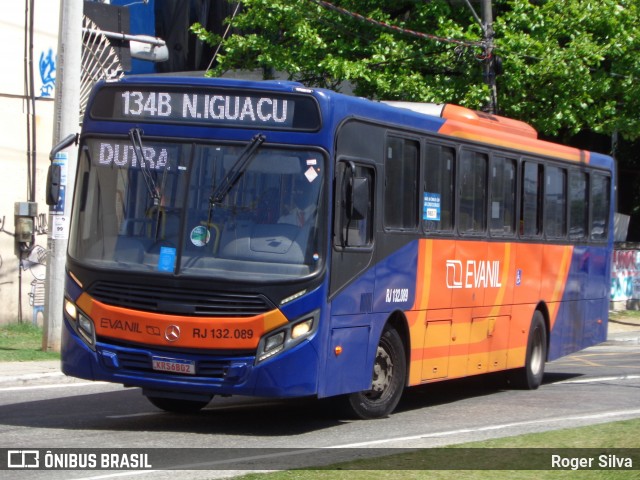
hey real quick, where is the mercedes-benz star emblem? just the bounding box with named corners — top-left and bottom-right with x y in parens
top-left (164, 325), bottom-right (181, 342)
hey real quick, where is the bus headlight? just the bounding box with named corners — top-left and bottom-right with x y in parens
top-left (64, 299), bottom-right (77, 320)
top-left (64, 298), bottom-right (96, 349)
top-left (291, 318), bottom-right (313, 339)
top-left (264, 331), bottom-right (285, 355)
top-left (256, 311), bottom-right (319, 364)
top-left (77, 313), bottom-right (96, 347)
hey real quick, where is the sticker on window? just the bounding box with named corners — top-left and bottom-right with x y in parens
top-left (305, 166), bottom-right (319, 183)
top-left (423, 193), bottom-right (441, 221)
top-left (158, 246), bottom-right (176, 272)
top-left (190, 225), bottom-right (211, 247)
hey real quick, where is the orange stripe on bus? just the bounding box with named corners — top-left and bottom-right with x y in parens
top-left (75, 294), bottom-right (288, 350)
top-left (406, 239), bottom-right (577, 386)
top-left (438, 121), bottom-right (591, 164)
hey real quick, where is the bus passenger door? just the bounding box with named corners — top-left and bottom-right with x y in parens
top-left (323, 161), bottom-right (376, 397)
top-left (329, 160), bottom-right (376, 311)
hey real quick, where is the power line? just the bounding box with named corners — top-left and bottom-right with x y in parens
top-left (206, 1), bottom-right (242, 72)
top-left (299, 7), bottom-right (472, 73)
top-left (307, 0), bottom-right (497, 111)
top-left (307, 0), bottom-right (484, 50)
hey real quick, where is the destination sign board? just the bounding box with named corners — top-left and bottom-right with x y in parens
top-left (90, 86), bottom-right (321, 131)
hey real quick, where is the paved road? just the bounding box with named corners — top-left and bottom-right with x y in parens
top-left (0, 334), bottom-right (638, 479)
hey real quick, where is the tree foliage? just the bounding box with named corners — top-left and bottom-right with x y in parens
top-left (192, 0), bottom-right (640, 140)
top-left (496, 0), bottom-right (640, 140)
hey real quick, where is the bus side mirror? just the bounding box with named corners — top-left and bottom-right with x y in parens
top-left (49, 133), bottom-right (78, 161)
top-left (47, 133), bottom-right (77, 206)
top-left (349, 176), bottom-right (369, 221)
top-left (46, 164), bottom-right (62, 206)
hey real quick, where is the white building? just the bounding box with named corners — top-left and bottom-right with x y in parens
top-left (0, 2), bottom-right (60, 325)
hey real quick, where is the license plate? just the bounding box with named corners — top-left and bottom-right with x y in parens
top-left (152, 356), bottom-right (196, 375)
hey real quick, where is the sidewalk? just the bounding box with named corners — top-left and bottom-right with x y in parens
top-left (606, 313), bottom-right (640, 345)
top-left (0, 359), bottom-right (66, 387)
top-left (1, 315), bottom-right (638, 388)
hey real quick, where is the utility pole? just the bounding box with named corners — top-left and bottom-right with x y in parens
top-left (42, 0), bottom-right (82, 352)
top-left (481, 0), bottom-right (498, 114)
top-left (463, 0), bottom-right (498, 114)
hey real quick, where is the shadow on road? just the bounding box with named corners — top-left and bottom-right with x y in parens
top-left (0, 370), bottom-right (584, 437)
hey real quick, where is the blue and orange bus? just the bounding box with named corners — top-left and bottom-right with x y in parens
top-left (51, 76), bottom-right (614, 418)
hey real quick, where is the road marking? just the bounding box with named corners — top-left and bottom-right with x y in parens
top-left (74, 408), bottom-right (640, 477)
top-left (56, 408), bottom-right (640, 479)
top-left (72, 471), bottom-right (161, 480)
top-left (332, 408), bottom-right (640, 448)
top-left (0, 382), bottom-right (109, 392)
top-left (106, 413), bottom-right (158, 419)
top-left (568, 357), bottom-right (605, 367)
top-left (552, 374), bottom-right (640, 384)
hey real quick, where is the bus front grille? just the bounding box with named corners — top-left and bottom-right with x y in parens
top-left (87, 281), bottom-right (273, 317)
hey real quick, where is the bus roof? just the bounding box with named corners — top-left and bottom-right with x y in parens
top-left (95, 75), bottom-right (612, 169)
top-left (383, 102), bottom-right (538, 139)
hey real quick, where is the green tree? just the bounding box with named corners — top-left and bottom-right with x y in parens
top-left (496, 0), bottom-right (640, 140)
top-left (193, 0), bottom-right (640, 140)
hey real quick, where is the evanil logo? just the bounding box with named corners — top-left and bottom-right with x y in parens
top-left (446, 260), bottom-right (502, 289)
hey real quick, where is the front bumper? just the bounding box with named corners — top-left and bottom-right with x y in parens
top-left (61, 318), bottom-right (320, 398)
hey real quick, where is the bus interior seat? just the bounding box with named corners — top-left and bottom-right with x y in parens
top-left (219, 222), bottom-right (309, 264)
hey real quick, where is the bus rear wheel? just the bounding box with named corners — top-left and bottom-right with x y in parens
top-left (146, 395), bottom-right (212, 413)
top-left (345, 326), bottom-right (406, 419)
top-left (509, 310), bottom-right (547, 390)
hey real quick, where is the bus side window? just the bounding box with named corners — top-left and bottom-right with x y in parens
top-left (521, 161), bottom-right (543, 237)
top-left (544, 165), bottom-right (567, 239)
top-left (424, 143), bottom-right (455, 233)
top-left (384, 137), bottom-right (419, 230)
top-left (569, 170), bottom-right (588, 241)
top-left (489, 156), bottom-right (516, 235)
top-left (459, 150), bottom-right (488, 234)
top-left (590, 174), bottom-right (610, 241)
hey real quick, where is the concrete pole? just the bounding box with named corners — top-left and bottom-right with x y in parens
top-left (482, 0), bottom-right (498, 114)
top-left (42, 0), bottom-right (82, 352)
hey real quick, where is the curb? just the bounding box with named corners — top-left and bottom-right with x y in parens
top-left (606, 331), bottom-right (640, 346)
top-left (0, 371), bottom-right (64, 384)
top-left (0, 360), bottom-right (63, 387)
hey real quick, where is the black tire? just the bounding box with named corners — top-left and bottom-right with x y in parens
top-left (146, 395), bottom-right (211, 413)
top-left (509, 310), bottom-right (547, 389)
top-left (345, 326), bottom-right (406, 419)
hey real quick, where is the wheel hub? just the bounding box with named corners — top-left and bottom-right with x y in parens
top-left (371, 345), bottom-right (393, 393)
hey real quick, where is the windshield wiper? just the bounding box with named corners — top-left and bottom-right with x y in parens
top-left (209, 134), bottom-right (266, 206)
top-left (129, 128), bottom-right (160, 206)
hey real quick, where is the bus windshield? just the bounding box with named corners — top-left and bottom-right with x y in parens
top-left (68, 137), bottom-right (326, 281)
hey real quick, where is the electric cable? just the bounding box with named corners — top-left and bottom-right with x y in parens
top-left (307, 0), bottom-right (484, 49)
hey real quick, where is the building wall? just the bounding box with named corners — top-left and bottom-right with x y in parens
top-left (611, 246), bottom-right (640, 311)
top-left (0, 3), bottom-right (60, 325)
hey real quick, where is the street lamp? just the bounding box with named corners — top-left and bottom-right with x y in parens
top-left (82, 28), bottom-right (169, 63)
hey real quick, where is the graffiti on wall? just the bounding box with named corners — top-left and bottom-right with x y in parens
top-left (39, 48), bottom-right (56, 98)
top-left (611, 249), bottom-right (640, 304)
top-left (23, 245), bottom-right (47, 326)
top-left (1, 215), bottom-right (49, 325)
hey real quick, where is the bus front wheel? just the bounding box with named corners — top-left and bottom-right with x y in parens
top-left (509, 310), bottom-right (547, 390)
top-left (345, 326), bottom-right (406, 419)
